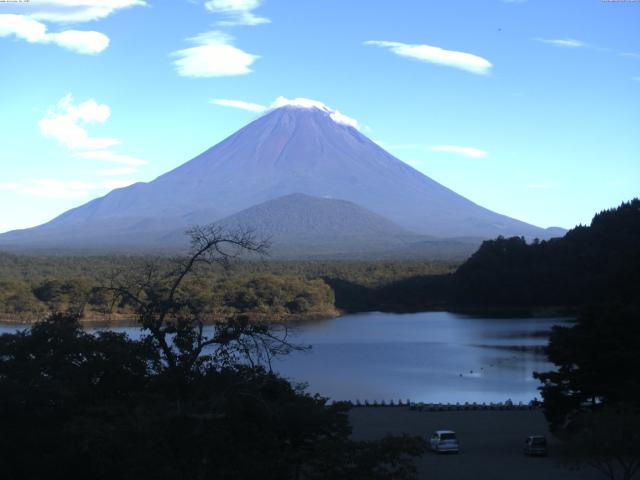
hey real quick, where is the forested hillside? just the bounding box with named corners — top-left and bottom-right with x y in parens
top-left (450, 199), bottom-right (640, 309)
top-left (2, 199), bottom-right (637, 321)
top-left (0, 255), bottom-right (455, 322)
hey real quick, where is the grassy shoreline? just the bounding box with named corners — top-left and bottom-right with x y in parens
top-left (0, 309), bottom-right (341, 326)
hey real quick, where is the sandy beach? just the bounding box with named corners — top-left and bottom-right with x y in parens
top-left (349, 407), bottom-right (601, 480)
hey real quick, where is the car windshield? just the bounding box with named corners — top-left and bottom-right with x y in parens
top-left (531, 438), bottom-right (546, 446)
top-left (440, 433), bottom-right (457, 441)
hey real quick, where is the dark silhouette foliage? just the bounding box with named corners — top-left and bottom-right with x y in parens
top-left (561, 405), bottom-right (640, 480)
top-left (534, 303), bottom-right (640, 429)
top-left (0, 226), bottom-right (426, 480)
top-left (451, 199), bottom-right (640, 309)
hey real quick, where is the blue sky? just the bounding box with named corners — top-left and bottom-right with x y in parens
top-left (0, 0), bottom-right (638, 233)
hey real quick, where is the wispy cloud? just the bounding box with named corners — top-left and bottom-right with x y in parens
top-left (209, 96), bottom-right (360, 128)
top-left (537, 40), bottom-right (640, 70)
top-left (210, 98), bottom-right (266, 112)
top-left (101, 179), bottom-right (137, 190)
top-left (0, 177), bottom-right (138, 199)
top-left (0, 179), bottom-right (95, 199)
top-left (172, 31), bottom-right (258, 77)
top-left (74, 151), bottom-right (147, 166)
top-left (535, 38), bottom-right (587, 48)
top-left (17, 0), bottom-right (146, 23)
top-left (38, 94), bottom-right (119, 150)
top-left (402, 159), bottom-right (423, 167)
top-left (429, 145), bottom-right (488, 158)
top-left (0, 14), bottom-right (109, 54)
top-left (39, 93), bottom-right (147, 179)
top-left (378, 142), bottom-right (487, 158)
top-left (364, 40), bottom-right (492, 75)
top-left (204, 0), bottom-right (270, 26)
top-left (95, 167), bottom-right (139, 176)
top-left (0, 2), bottom-right (144, 53)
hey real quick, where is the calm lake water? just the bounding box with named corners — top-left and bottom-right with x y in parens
top-left (0, 311), bottom-right (569, 404)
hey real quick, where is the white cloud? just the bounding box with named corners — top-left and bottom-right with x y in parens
top-left (621, 52), bottom-right (640, 60)
top-left (27, 0), bottom-right (146, 23)
top-left (364, 40), bottom-right (492, 75)
top-left (0, 179), bottom-right (94, 199)
top-left (536, 38), bottom-right (586, 48)
top-left (0, 175), bottom-right (138, 199)
top-left (39, 93), bottom-right (148, 184)
top-left (269, 96), bottom-right (359, 128)
top-left (209, 96), bottom-right (360, 129)
top-left (0, 14), bottom-right (109, 54)
top-left (47, 29), bottom-right (110, 54)
top-left (633, 76), bottom-right (640, 82)
top-left (327, 110), bottom-right (359, 129)
top-left (380, 143), bottom-right (487, 158)
top-left (74, 150), bottom-right (147, 166)
top-left (204, 0), bottom-right (269, 26)
top-left (402, 159), bottom-right (423, 167)
top-left (172, 31), bottom-right (258, 77)
top-left (38, 93), bottom-right (119, 150)
top-left (210, 98), bottom-right (266, 112)
top-left (0, 2), bottom-right (144, 53)
top-left (101, 179), bottom-right (137, 190)
top-left (96, 167), bottom-right (138, 176)
top-left (429, 145), bottom-right (488, 158)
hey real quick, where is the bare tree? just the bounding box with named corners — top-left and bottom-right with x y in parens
top-left (106, 225), bottom-right (303, 373)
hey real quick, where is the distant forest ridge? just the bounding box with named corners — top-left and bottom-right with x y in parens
top-left (0, 198), bottom-right (637, 321)
top-left (0, 257), bottom-right (455, 323)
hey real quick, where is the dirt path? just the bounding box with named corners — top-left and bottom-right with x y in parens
top-left (349, 407), bottom-right (601, 480)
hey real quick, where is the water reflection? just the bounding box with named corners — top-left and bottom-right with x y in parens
top-left (0, 311), bottom-right (570, 404)
top-left (273, 312), bottom-right (570, 403)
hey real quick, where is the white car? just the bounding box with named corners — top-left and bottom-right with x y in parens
top-left (429, 430), bottom-right (460, 453)
top-left (523, 435), bottom-right (548, 456)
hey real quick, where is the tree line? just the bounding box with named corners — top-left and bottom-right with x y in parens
top-left (0, 254), bottom-right (456, 322)
top-left (450, 199), bottom-right (640, 310)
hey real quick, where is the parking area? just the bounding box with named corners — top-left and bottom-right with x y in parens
top-left (349, 407), bottom-right (601, 480)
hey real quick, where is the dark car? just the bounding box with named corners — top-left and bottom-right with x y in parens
top-left (523, 435), bottom-right (548, 456)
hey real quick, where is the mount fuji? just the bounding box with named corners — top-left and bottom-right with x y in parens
top-left (0, 99), bottom-right (564, 255)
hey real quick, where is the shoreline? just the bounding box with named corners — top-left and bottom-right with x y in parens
top-left (0, 305), bottom-right (576, 327)
top-left (0, 309), bottom-right (342, 327)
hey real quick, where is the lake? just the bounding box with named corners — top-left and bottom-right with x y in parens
top-left (0, 311), bottom-right (568, 404)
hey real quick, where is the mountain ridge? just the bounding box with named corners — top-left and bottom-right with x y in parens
top-left (0, 102), bottom-right (565, 253)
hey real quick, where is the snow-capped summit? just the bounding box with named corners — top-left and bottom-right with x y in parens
top-left (267, 97), bottom-right (359, 129)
